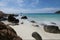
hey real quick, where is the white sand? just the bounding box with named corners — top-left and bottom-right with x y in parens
top-left (2, 19), bottom-right (60, 40)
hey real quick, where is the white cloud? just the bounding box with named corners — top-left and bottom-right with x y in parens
top-left (0, 0), bottom-right (60, 13)
top-left (0, 7), bottom-right (20, 13)
top-left (22, 8), bottom-right (60, 13)
top-left (0, 7), bottom-right (60, 13)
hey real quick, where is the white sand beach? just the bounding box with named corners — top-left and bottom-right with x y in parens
top-left (2, 19), bottom-right (60, 40)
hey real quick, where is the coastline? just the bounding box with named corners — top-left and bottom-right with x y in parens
top-left (2, 18), bottom-right (60, 40)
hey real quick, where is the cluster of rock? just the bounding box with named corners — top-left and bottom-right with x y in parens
top-left (8, 15), bottom-right (19, 24)
top-left (0, 11), bottom-right (19, 24)
top-left (43, 25), bottom-right (60, 34)
top-left (0, 21), bottom-right (22, 40)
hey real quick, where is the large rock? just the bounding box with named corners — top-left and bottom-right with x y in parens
top-left (32, 32), bottom-right (42, 40)
top-left (44, 25), bottom-right (60, 33)
top-left (8, 15), bottom-right (19, 24)
top-left (8, 15), bottom-right (15, 22)
top-left (0, 22), bottom-right (22, 40)
top-left (21, 16), bottom-right (28, 19)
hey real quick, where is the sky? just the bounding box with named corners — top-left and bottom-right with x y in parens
top-left (0, 0), bottom-right (60, 13)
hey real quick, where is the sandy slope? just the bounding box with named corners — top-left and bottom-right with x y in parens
top-left (2, 19), bottom-right (60, 40)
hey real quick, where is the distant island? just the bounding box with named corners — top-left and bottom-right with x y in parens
top-left (55, 11), bottom-right (60, 14)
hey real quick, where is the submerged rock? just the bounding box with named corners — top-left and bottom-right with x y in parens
top-left (0, 22), bottom-right (22, 40)
top-left (50, 22), bottom-right (56, 25)
top-left (44, 25), bottom-right (60, 33)
top-left (30, 20), bottom-right (36, 23)
top-left (32, 32), bottom-right (42, 40)
top-left (21, 16), bottom-right (28, 19)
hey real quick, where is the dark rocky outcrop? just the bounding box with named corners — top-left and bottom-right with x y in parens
top-left (32, 32), bottom-right (42, 40)
top-left (8, 15), bottom-right (19, 24)
top-left (55, 11), bottom-right (60, 14)
top-left (21, 16), bottom-right (28, 19)
top-left (44, 25), bottom-right (60, 33)
top-left (0, 11), bottom-right (18, 21)
top-left (0, 21), bottom-right (22, 40)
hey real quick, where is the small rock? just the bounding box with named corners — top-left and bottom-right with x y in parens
top-left (32, 32), bottom-right (42, 40)
top-left (34, 25), bottom-right (39, 27)
top-left (21, 22), bottom-right (24, 24)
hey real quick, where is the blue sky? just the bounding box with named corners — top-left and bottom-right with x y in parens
top-left (0, 0), bottom-right (60, 13)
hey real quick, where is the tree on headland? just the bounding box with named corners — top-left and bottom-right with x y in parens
top-left (55, 11), bottom-right (60, 14)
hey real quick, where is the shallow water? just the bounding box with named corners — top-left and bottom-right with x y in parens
top-left (19, 13), bottom-right (60, 25)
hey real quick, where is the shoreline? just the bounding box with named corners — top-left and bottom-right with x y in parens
top-left (2, 19), bottom-right (60, 40)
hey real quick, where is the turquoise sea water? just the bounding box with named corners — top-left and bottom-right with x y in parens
top-left (20, 13), bottom-right (60, 25)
